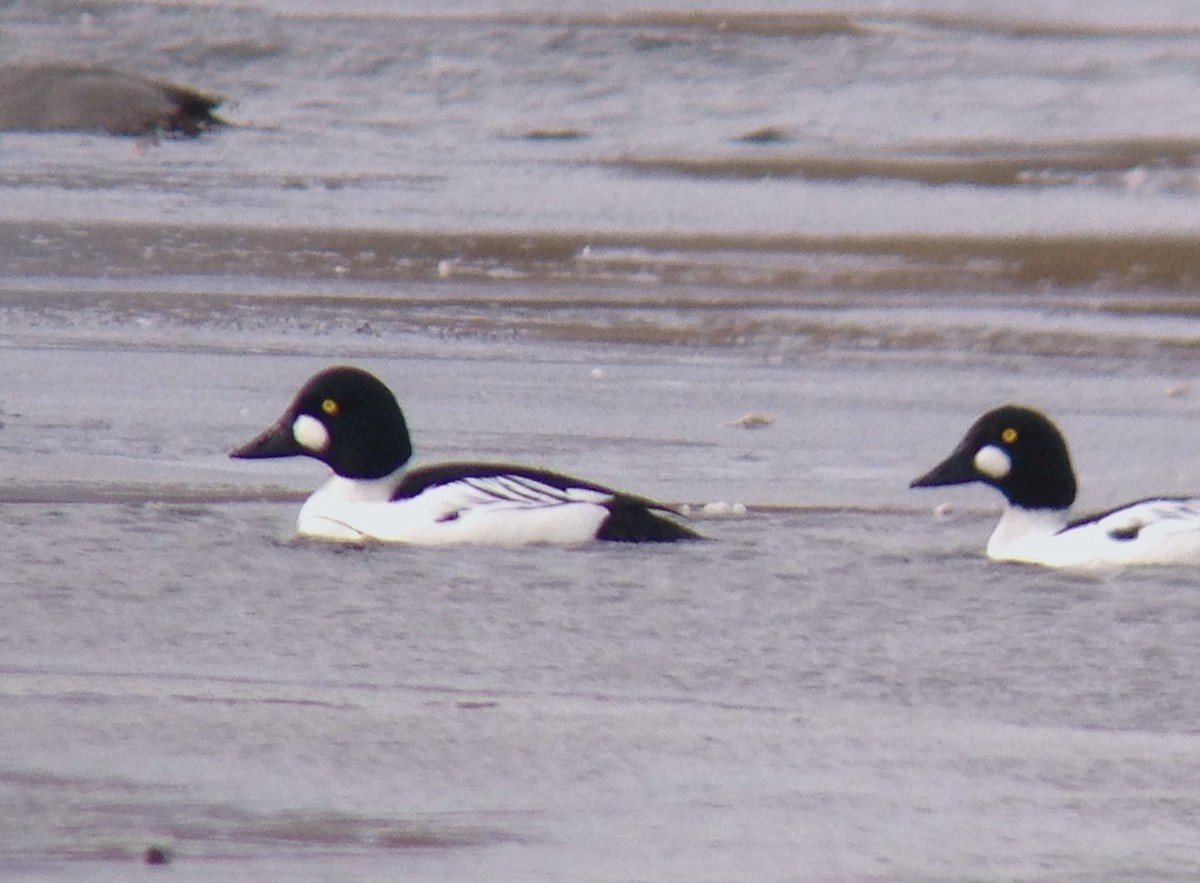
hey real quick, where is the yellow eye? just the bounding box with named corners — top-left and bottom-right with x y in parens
top-left (1001, 427), bottom-right (1018, 444)
top-left (321, 398), bottom-right (339, 416)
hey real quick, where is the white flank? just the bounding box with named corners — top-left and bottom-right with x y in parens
top-left (294, 471), bottom-right (616, 545)
top-left (986, 499), bottom-right (1200, 568)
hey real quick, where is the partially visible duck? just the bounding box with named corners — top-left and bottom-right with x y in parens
top-left (911, 404), bottom-right (1200, 568)
top-left (0, 62), bottom-right (224, 136)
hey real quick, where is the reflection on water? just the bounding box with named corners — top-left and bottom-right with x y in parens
top-left (2, 0), bottom-right (1200, 236)
top-left (4, 501), bottom-right (1200, 880)
top-left (8, 218), bottom-right (1200, 290)
top-left (3, 219), bottom-right (1200, 363)
top-left (612, 135), bottom-right (1200, 189)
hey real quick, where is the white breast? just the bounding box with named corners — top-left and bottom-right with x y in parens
top-left (987, 499), bottom-right (1200, 568)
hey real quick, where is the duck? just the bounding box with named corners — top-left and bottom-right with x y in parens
top-left (0, 62), bottom-right (224, 136)
top-left (910, 404), bottom-right (1200, 568)
top-left (230, 366), bottom-right (700, 545)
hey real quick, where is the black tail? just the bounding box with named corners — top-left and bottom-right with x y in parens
top-left (160, 82), bottom-right (226, 135)
top-left (596, 501), bottom-right (701, 543)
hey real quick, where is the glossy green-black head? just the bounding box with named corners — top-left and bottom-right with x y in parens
top-left (910, 404), bottom-right (1077, 510)
top-left (231, 365), bottom-right (414, 479)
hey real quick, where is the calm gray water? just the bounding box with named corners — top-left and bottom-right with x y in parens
top-left (3, 1), bottom-right (1200, 880)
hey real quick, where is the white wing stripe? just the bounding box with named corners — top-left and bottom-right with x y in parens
top-left (452, 475), bottom-right (612, 508)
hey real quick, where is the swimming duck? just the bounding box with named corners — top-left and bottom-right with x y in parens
top-left (0, 62), bottom-right (224, 136)
top-left (231, 366), bottom-right (700, 545)
top-left (910, 404), bottom-right (1200, 567)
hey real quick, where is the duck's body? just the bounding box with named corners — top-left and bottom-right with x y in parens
top-left (911, 404), bottom-right (1200, 568)
top-left (293, 462), bottom-right (694, 545)
top-left (981, 497), bottom-right (1200, 567)
top-left (232, 366), bottom-right (698, 545)
top-left (0, 62), bottom-right (224, 136)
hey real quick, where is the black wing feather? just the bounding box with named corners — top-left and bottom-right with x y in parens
top-left (392, 461), bottom-right (700, 543)
top-left (392, 462), bottom-right (617, 501)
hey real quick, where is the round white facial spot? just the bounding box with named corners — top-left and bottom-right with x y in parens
top-left (292, 413), bottom-right (331, 453)
top-left (974, 444), bottom-right (1012, 480)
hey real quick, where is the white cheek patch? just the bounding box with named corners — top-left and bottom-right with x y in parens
top-left (292, 414), bottom-right (331, 453)
top-left (973, 444), bottom-right (1012, 480)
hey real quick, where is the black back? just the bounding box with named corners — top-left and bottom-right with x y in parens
top-left (393, 461), bottom-right (700, 542)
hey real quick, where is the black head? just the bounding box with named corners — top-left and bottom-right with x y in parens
top-left (910, 404), bottom-right (1077, 509)
top-left (230, 366), bottom-right (414, 479)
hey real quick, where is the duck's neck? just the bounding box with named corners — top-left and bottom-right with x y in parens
top-left (986, 504), bottom-right (1069, 560)
top-left (313, 464), bottom-right (407, 504)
